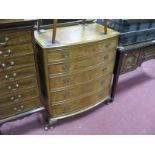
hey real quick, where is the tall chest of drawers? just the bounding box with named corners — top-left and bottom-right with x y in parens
top-left (35, 22), bottom-right (119, 126)
top-left (0, 20), bottom-right (43, 130)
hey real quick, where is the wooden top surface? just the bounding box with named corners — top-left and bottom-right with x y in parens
top-left (34, 22), bottom-right (119, 49)
top-left (0, 19), bottom-right (35, 24)
top-left (0, 19), bottom-right (37, 30)
top-left (118, 40), bottom-right (155, 51)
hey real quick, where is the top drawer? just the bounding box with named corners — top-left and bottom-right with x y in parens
top-left (0, 29), bottom-right (32, 47)
top-left (46, 37), bottom-right (118, 62)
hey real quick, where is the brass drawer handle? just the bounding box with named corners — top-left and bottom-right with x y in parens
top-left (10, 94), bottom-right (22, 102)
top-left (0, 37), bottom-right (9, 45)
top-left (105, 43), bottom-right (111, 48)
top-left (61, 51), bottom-right (70, 58)
top-left (13, 105), bottom-right (24, 112)
top-left (104, 55), bottom-right (109, 60)
top-left (0, 49), bottom-right (12, 57)
top-left (63, 78), bottom-right (70, 84)
top-left (62, 64), bottom-right (70, 72)
top-left (5, 72), bottom-right (17, 80)
top-left (102, 67), bottom-right (107, 72)
top-left (63, 91), bottom-right (70, 97)
top-left (100, 80), bottom-right (105, 85)
top-left (8, 83), bottom-right (19, 91)
top-left (1, 61), bottom-right (15, 68)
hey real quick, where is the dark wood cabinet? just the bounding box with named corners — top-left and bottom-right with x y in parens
top-left (0, 20), bottom-right (44, 134)
top-left (111, 40), bottom-right (155, 100)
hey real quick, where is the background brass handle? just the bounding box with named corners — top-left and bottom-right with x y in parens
top-left (10, 94), bottom-right (22, 102)
top-left (0, 37), bottom-right (9, 45)
top-left (5, 72), bottom-right (17, 79)
top-left (8, 83), bottom-right (19, 91)
top-left (1, 61), bottom-right (15, 68)
top-left (0, 49), bottom-right (12, 57)
top-left (13, 105), bottom-right (24, 112)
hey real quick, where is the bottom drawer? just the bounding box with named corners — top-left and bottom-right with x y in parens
top-left (49, 86), bottom-right (110, 118)
top-left (0, 98), bottom-right (41, 120)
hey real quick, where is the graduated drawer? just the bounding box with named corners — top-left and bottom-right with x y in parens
top-left (0, 77), bottom-right (38, 96)
top-left (0, 30), bottom-right (32, 47)
top-left (0, 54), bottom-right (35, 72)
top-left (48, 49), bottom-right (115, 75)
top-left (50, 86), bottom-right (110, 117)
top-left (0, 43), bottom-right (34, 59)
top-left (0, 98), bottom-right (41, 120)
top-left (50, 73), bottom-right (112, 103)
top-left (49, 61), bottom-right (114, 89)
top-left (0, 87), bottom-right (39, 107)
top-left (0, 66), bottom-right (36, 85)
top-left (47, 37), bottom-right (118, 61)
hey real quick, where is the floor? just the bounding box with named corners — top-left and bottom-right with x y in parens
top-left (1, 59), bottom-right (155, 135)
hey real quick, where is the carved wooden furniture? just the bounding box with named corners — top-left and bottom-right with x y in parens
top-left (111, 40), bottom-right (155, 100)
top-left (0, 20), bottom-right (44, 134)
top-left (35, 20), bottom-right (119, 127)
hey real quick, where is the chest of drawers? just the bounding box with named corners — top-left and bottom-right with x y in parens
top-left (111, 40), bottom-right (155, 100)
top-left (0, 20), bottom-right (43, 131)
top-left (35, 22), bottom-right (119, 126)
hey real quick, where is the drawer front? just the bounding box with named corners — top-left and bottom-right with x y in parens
top-left (0, 77), bottom-right (38, 96)
top-left (48, 49), bottom-right (115, 75)
top-left (0, 30), bottom-right (32, 46)
top-left (50, 86), bottom-right (110, 117)
top-left (50, 73), bottom-right (112, 103)
top-left (49, 61), bottom-right (114, 89)
top-left (0, 54), bottom-right (35, 72)
top-left (143, 45), bottom-right (155, 60)
top-left (0, 43), bottom-right (34, 59)
top-left (120, 50), bottom-right (140, 74)
top-left (47, 37), bottom-right (118, 61)
top-left (0, 87), bottom-right (39, 107)
top-left (0, 98), bottom-right (41, 120)
top-left (0, 66), bottom-right (36, 84)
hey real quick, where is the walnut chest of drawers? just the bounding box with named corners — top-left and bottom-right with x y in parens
top-left (0, 20), bottom-right (42, 127)
top-left (35, 22), bottom-right (119, 126)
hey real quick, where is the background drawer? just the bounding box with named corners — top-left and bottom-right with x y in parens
top-left (50, 73), bottom-right (112, 103)
top-left (0, 98), bottom-right (41, 120)
top-left (0, 54), bottom-right (35, 72)
top-left (0, 87), bottom-right (39, 107)
top-left (48, 50), bottom-right (115, 75)
top-left (47, 37), bottom-right (118, 61)
top-left (0, 66), bottom-right (36, 84)
top-left (49, 61), bottom-right (114, 89)
top-left (0, 30), bottom-right (32, 46)
top-left (0, 43), bottom-right (34, 59)
top-left (120, 50), bottom-right (140, 74)
top-left (50, 86), bottom-right (110, 117)
top-left (0, 77), bottom-right (38, 96)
